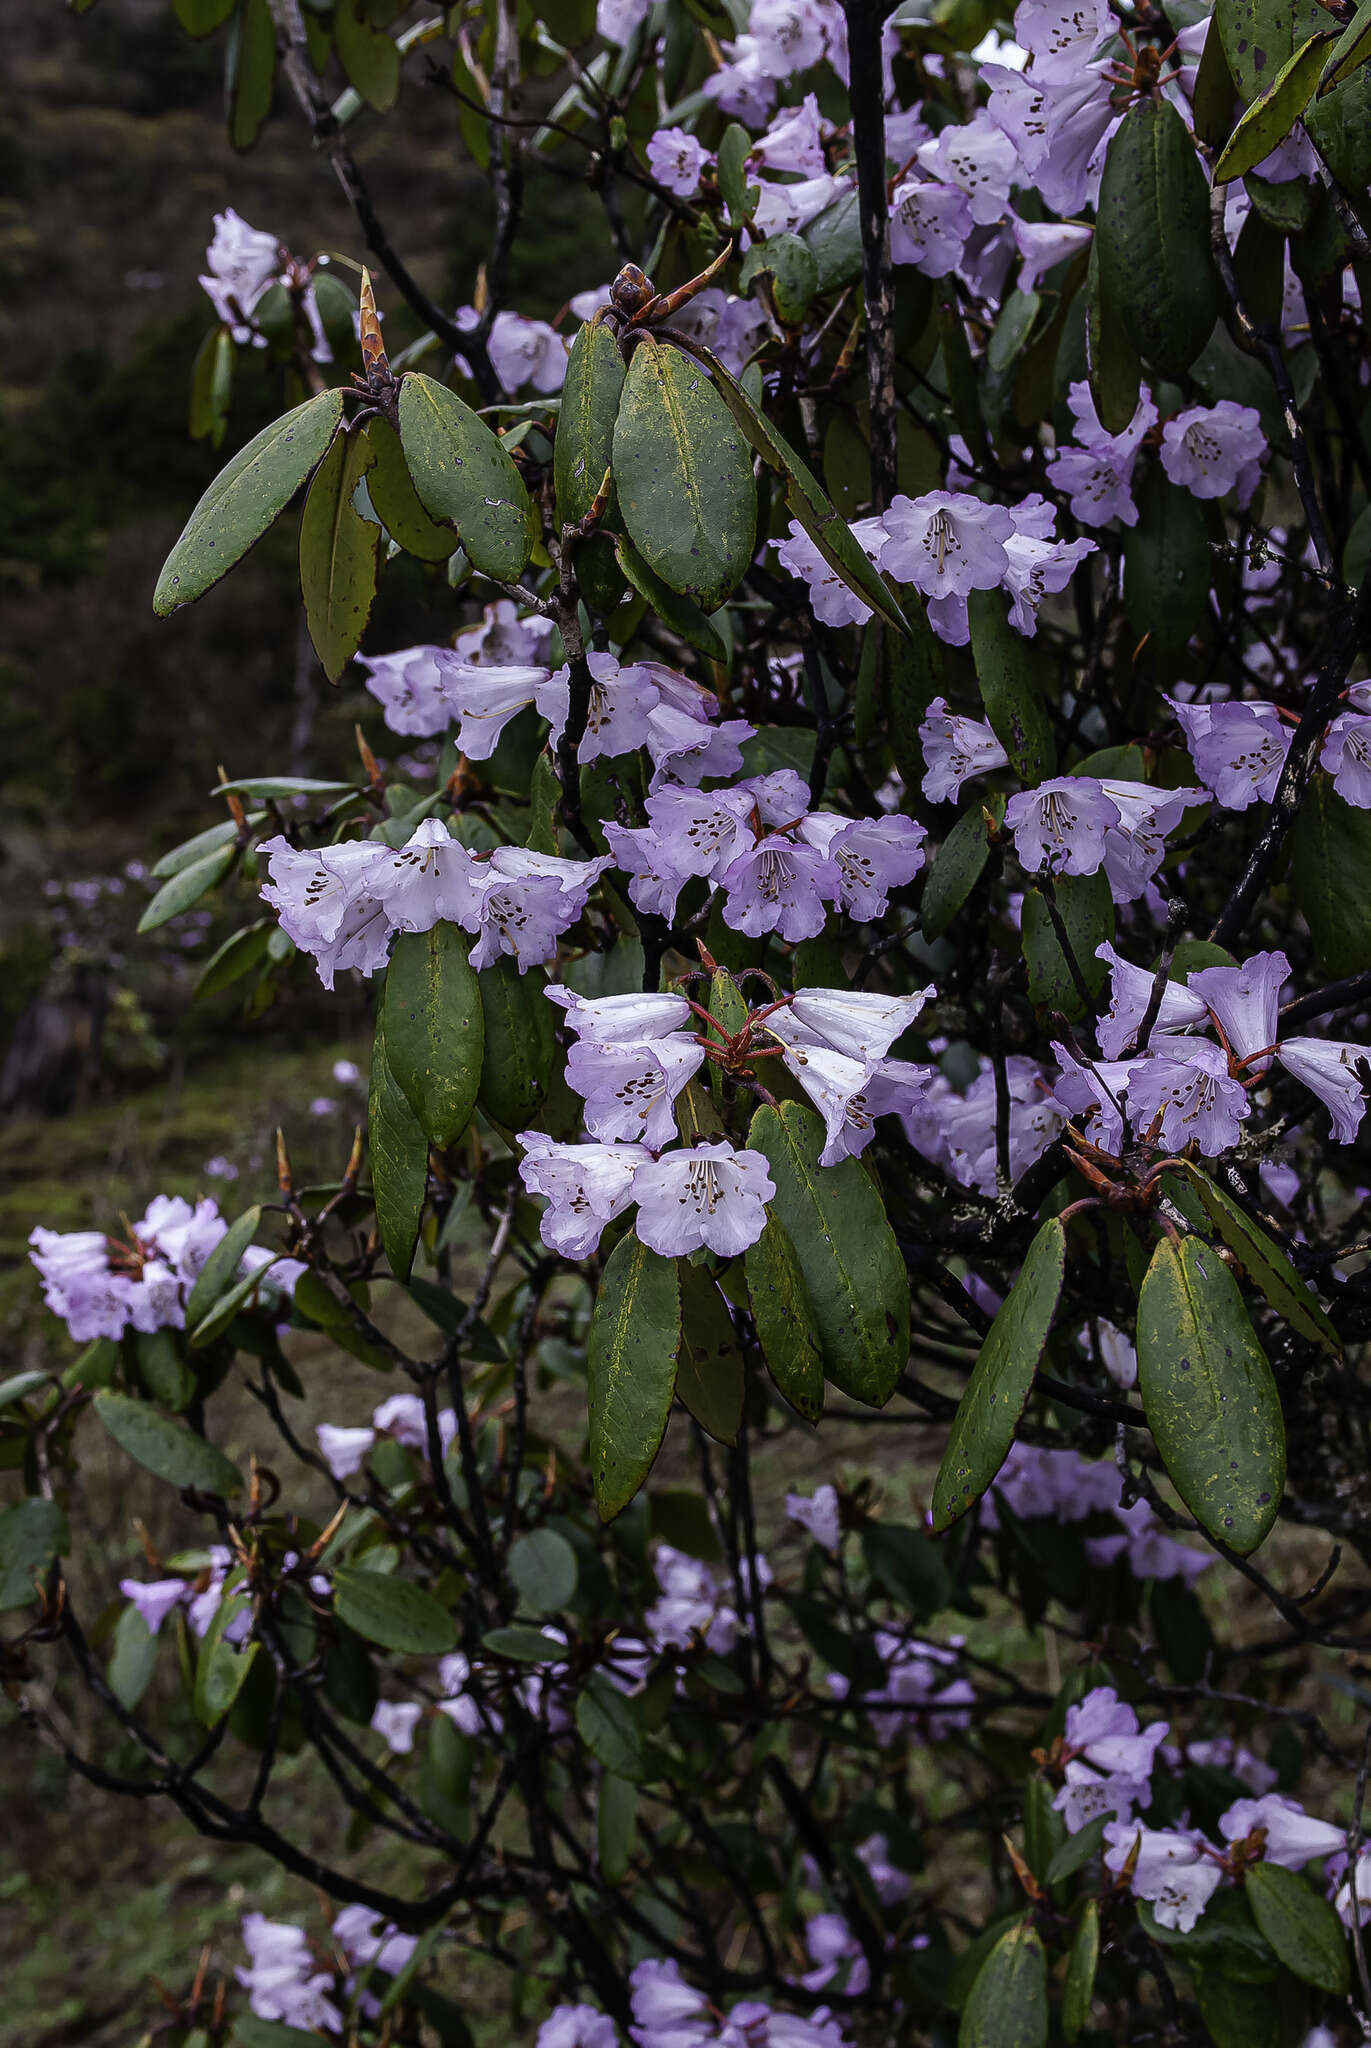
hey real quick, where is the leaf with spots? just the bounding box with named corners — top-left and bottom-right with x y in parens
top-left (397, 371), bottom-right (533, 582)
top-left (1136, 1234), bottom-right (1285, 1556)
top-left (931, 1217), bottom-right (1065, 1533)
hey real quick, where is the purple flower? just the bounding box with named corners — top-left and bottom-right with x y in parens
top-left (645, 1544), bottom-right (739, 1656)
top-left (1095, 943), bottom-right (1209, 1059)
top-left (800, 1913), bottom-right (869, 1996)
top-left (1004, 777), bottom-right (1120, 876)
top-left (646, 126), bottom-right (710, 197)
top-left (918, 697), bottom-right (1010, 802)
top-left (1087, 1497), bottom-right (1210, 1581)
top-left (915, 112), bottom-right (1018, 225)
top-left (236, 1914), bottom-right (342, 2033)
top-left (1046, 382), bottom-right (1157, 528)
top-left (432, 658), bottom-right (551, 760)
top-left (1160, 402), bottom-right (1266, 504)
top-left (718, 835), bottom-right (836, 942)
top-left (517, 1134), bottom-right (647, 1258)
top-left (565, 1035), bottom-right (708, 1149)
top-left (464, 848), bottom-right (611, 972)
top-left (1063, 1687), bottom-right (1168, 1787)
top-left (1188, 949), bottom-right (1289, 1071)
top-left (633, 1142), bottom-right (774, 1257)
top-left (604, 785), bottom-right (758, 920)
top-left (357, 645), bottom-right (453, 737)
top-left (1051, 1040), bottom-right (1135, 1155)
top-left (831, 1630), bottom-right (974, 1747)
top-left (784, 985), bottom-right (934, 1062)
top-left (317, 1423), bottom-right (375, 1479)
top-left (1098, 779), bottom-right (1207, 903)
top-left (372, 1391), bottom-right (456, 1460)
top-left (775, 516), bottom-right (886, 628)
top-left (538, 2006), bottom-right (620, 2048)
top-left (119, 1577), bottom-right (190, 1636)
top-left (753, 171), bottom-right (848, 239)
top-left (797, 812), bottom-right (927, 919)
top-left (457, 307), bottom-right (566, 394)
top-left (199, 210), bottom-right (296, 346)
top-left (628, 1957), bottom-right (714, 2046)
top-left (888, 178), bottom-right (976, 276)
top-left (257, 836), bottom-right (393, 989)
top-left (332, 1904), bottom-right (418, 1983)
top-left (1276, 1037), bottom-right (1371, 1143)
top-left (754, 93), bottom-right (827, 175)
top-left (719, 2005), bottom-right (851, 2047)
top-left (1013, 0), bottom-right (1113, 79)
top-left (647, 704), bottom-right (754, 791)
top-left (1126, 1041), bottom-right (1250, 1155)
top-left (372, 819), bottom-right (483, 935)
top-left (983, 1443), bottom-right (1123, 1526)
top-left (1002, 513), bottom-right (1097, 638)
top-left (1319, 708), bottom-right (1371, 806)
top-left (1012, 215), bottom-right (1093, 292)
top-left (546, 987), bottom-right (694, 1042)
top-left (453, 597), bottom-right (553, 669)
top-left (1170, 697), bottom-right (1292, 810)
top-left (370, 1699), bottom-right (425, 1754)
top-left (983, 64), bottom-right (1117, 214)
top-left (28, 1228), bottom-right (132, 1342)
top-left (785, 1484), bottom-right (841, 1553)
top-left (771, 1036), bottom-right (930, 1165)
top-left (1102, 1824), bottom-right (1222, 1932)
top-left (903, 1055), bottom-right (1065, 1192)
top-left (1220, 1794), bottom-right (1346, 1871)
top-left (878, 490), bottom-right (1014, 601)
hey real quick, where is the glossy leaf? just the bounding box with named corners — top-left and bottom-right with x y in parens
top-left (969, 589), bottom-right (1056, 783)
top-left (1215, 32), bottom-right (1332, 181)
top-left (0, 1498), bottom-right (69, 1612)
top-left (1123, 463), bottom-right (1216, 656)
top-left (397, 371), bottom-right (532, 581)
top-left (554, 316), bottom-right (624, 529)
top-left (364, 415), bottom-right (455, 562)
top-left (1062, 1900), bottom-right (1100, 2043)
top-left (475, 958), bottom-right (555, 1131)
top-left (194, 921), bottom-right (273, 1000)
top-left (136, 842), bottom-right (236, 933)
top-left (1320, 0), bottom-right (1371, 91)
top-left (333, 1567), bottom-right (458, 1655)
top-left (739, 232), bottom-right (819, 324)
top-left (1021, 873), bottom-right (1114, 1020)
top-left (1245, 1861), bottom-right (1350, 1993)
top-left (921, 795), bottom-right (1005, 942)
top-left (1291, 773), bottom-right (1371, 974)
top-left (382, 924), bottom-right (484, 1147)
top-left (1136, 1234), bottom-right (1285, 1555)
top-left (1218, 0), bottom-right (1328, 102)
top-left (675, 1264), bottom-right (744, 1446)
top-left (611, 335), bottom-right (756, 612)
top-left (744, 1214), bottom-right (825, 1424)
top-left (586, 1233), bottom-right (681, 1521)
top-left (803, 187), bottom-right (863, 291)
top-left (226, 0), bottom-right (276, 152)
top-left (93, 1391), bottom-right (242, 1497)
top-left (958, 1919), bottom-right (1048, 2048)
top-left (1095, 97), bottom-right (1220, 379)
top-left (614, 536), bottom-right (726, 659)
top-left (185, 1204), bottom-right (265, 1329)
top-left (1165, 1161), bottom-right (1341, 1354)
top-left (932, 1217), bottom-right (1065, 1532)
top-left (154, 390), bottom-right (345, 614)
top-left (194, 1591), bottom-right (260, 1724)
top-left (107, 1603), bottom-right (159, 1711)
top-left (369, 1025), bottom-right (428, 1282)
top-left (188, 323), bottom-right (234, 447)
top-left (135, 1329), bottom-right (195, 1412)
top-left (1085, 234), bottom-right (1141, 435)
top-left (333, 0), bottom-right (400, 111)
top-left (747, 1100), bottom-right (908, 1408)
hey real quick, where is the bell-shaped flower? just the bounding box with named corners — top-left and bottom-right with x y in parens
top-left (462, 848), bottom-right (610, 972)
top-left (775, 516), bottom-right (886, 628)
top-left (878, 490), bottom-right (1014, 599)
top-left (632, 1141), bottom-right (774, 1258)
top-left (646, 703), bottom-right (754, 791)
top-left (316, 1422), bottom-right (375, 1480)
top-left (370, 1699), bottom-right (425, 1755)
top-left (198, 209), bottom-right (284, 339)
top-left (1003, 523), bottom-right (1098, 638)
top-left (1051, 1039), bottom-right (1135, 1155)
top-left (258, 836), bottom-right (387, 954)
top-left (645, 126), bottom-right (710, 198)
top-left (628, 1957), bottom-right (714, 2045)
top-left (1220, 1794), bottom-right (1347, 1871)
top-left (1004, 776), bottom-right (1120, 876)
top-left (1046, 382), bottom-right (1157, 528)
top-left (1319, 708), bottom-right (1371, 807)
top-left (431, 657), bottom-right (551, 760)
top-left (784, 984), bottom-right (934, 1063)
top-left (919, 697), bottom-right (1010, 803)
top-left (1171, 697), bottom-right (1292, 810)
top-left (1095, 941), bottom-right (1209, 1059)
top-left (1012, 215), bottom-right (1093, 292)
top-left (1013, 0), bottom-right (1113, 79)
top-left (1098, 779), bottom-right (1207, 904)
top-left (719, 834), bottom-right (837, 941)
top-left (914, 112), bottom-right (1018, 225)
top-left (983, 65), bottom-right (1117, 214)
top-left (753, 92), bottom-right (827, 175)
top-left (119, 1577), bottom-right (191, 1636)
top-left (1160, 402), bottom-right (1266, 504)
top-left (888, 178), bottom-right (976, 277)
top-left (357, 644), bottom-right (453, 736)
top-left (797, 812), bottom-right (927, 920)
top-left (1086, 1496), bottom-right (1211, 1582)
top-left (565, 1034), bottom-right (708, 1150)
top-left (1276, 1037), bottom-right (1371, 1143)
top-left (753, 171), bottom-right (849, 239)
top-left (545, 987), bottom-right (693, 1043)
top-left (537, 2005), bottom-right (619, 2048)
top-left (1126, 1041), bottom-right (1251, 1155)
top-left (771, 1032), bottom-right (930, 1165)
top-left (1102, 1823), bottom-right (1223, 1932)
top-left (370, 819), bottom-right (483, 935)
top-left (786, 1484), bottom-right (841, 1553)
top-left (517, 1134), bottom-right (648, 1258)
top-left (1188, 950), bottom-right (1289, 1072)
top-left (604, 786), bottom-right (758, 920)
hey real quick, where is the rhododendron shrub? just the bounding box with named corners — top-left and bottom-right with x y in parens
top-left (13, 0), bottom-right (1371, 2040)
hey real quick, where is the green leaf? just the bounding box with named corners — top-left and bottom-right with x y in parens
top-left (1215, 32), bottom-right (1332, 181)
top-left (154, 389), bottom-right (345, 614)
top-left (383, 924), bottom-right (485, 1147)
top-left (1291, 773), bottom-right (1371, 974)
top-left (0, 1498), bottom-right (69, 1611)
top-left (0, 1371), bottom-right (49, 1413)
top-left (746, 1100), bottom-right (908, 1408)
top-left (1190, 1968), bottom-right (1285, 2048)
top-left (295, 1269), bottom-right (394, 1371)
top-left (1095, 97), bottom-right (1220, 379)
top-left (614, 535), bottom-right (727, 659)
top-left (174, 0), bottom-right (236, 32)
top-left (93, 1391), bottom-right (242, 1497)
top-left (364, 416), bottom-right (456, 562)
top-left (226, 0), bottom-right (276, 151)
top-left (1218, 0), bottom-right (1328, 102)
top-left (333, 1567), bottom-right (457, 1654)
top-left (1062, 1899), bottom-right (1100, 2043)
top-left (969, 590), bottom-right (1056, 783)
top-left (1192, 11), bottom-right (1240, 143)
top-left (1136, 1234), bottom-right (1285, 1555)
top-left (1084, 234), bottom-right (1141, 437)
top-left (108, 1602), bottom-right (160, 1711)
top-left (803, 187), bottom-right (863, 292)
top-left (958, 1919), bottom-right (1048, 2048)
top-left (586, 1233), bottom-right (681, 1521)
top-left (135, 1329), bottom-right (195, 1412)
top-left (151, 816), bottom-right (248, 879)
top-left (189, 1259), bottom-right (277, 1347)
top-left (1164, 1161), bottom-right (1341, 1355)
top-left (554, 315), bottom-right (624, 530)
top-left (675, 1264), bottom-right (744, 1446)
top-left (476, 958), bottom-right (555, 1130)
top-left (1020, 873), bottom-right (1114, 1019)
top-left (1245, 1861), bottom-right (1350, 1993)
top-left (931, 1217), bottom-right (1065, 1532)
top-left (215, 774), bottom-right (357, 798)
top-left (611, 335), bottom-right (756, 611)
top-left (921, 795), bottom-right (1005, 942)
top-left (1046, 1813), bottom-right (1110, 1886)
top-left (744, 1214), bottom-right (825, 1424)
top-left (597, 1770), bottom-right (637, 1885)
top-left (1320, 0), bottom-right (1371, 91)
top-left (739, 232), bottom-right (819, 324)
top-left (186, 1204), bottom-right (265, 1329)
top-left (194, 920), bottom-right (273, 1000)
top-left (716, 122), bottom-right (759, 224)
top-left (194, 1591), bottom-right (260, 1724)
top-left (508, 1528), bottom-right (579, 1614)
top-left (481, 1624), bottom-right (563, 1661)
top-left (575, 1670), bottom-right (644, 1780)
top-left (1123, 463), bottom-right (1214, 657)
top-left (231, 2018), bottom-right (325, 2048)
top-left (189, 323), bottom-right (235, 447)
top-left (299, 424), bottom-right (381, 681)
top-left (369, 1025), bottom-right (429, 1282)
top-left (334, 0), bottom-right (400, 111)
top-left (397, 371), bottom-right (533, 581)
top-left (136, 842), bottom-right (236, 934)
top-left (861, 1523), bottom-right (949, 1618)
